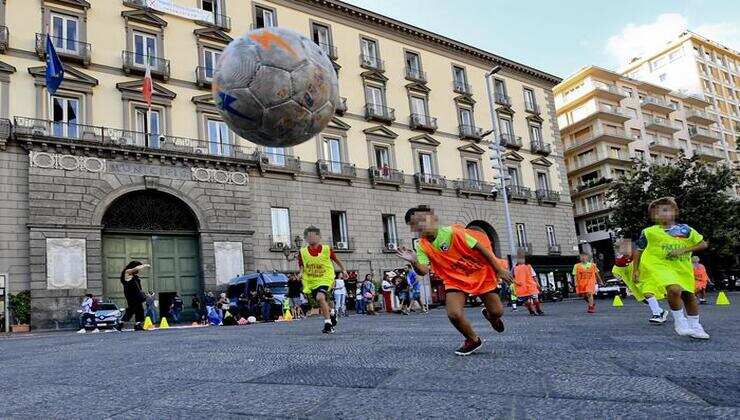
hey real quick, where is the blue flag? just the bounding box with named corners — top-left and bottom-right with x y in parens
top-left (45, 34), bottom-right (64, 94)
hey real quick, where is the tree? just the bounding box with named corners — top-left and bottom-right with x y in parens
top-left (607, 157), bottom-right (739, 271)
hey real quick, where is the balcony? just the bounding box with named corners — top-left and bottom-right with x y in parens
top-left (536, 189), bottom-right (560, 204)
top-left (644, 116), bottom-right (680, 134)
top-left (459, 124), bottom-right (483, 140)
top-left (123, 0), bottom-right (148, 7)
top-left (196, 12), bottom-right (232, 31)
top-left (35, 33), bottom-right (91, 66)
top-left (689, 127), bottom-right (721, 144)
top-left (685, 109), bottom-right (715, 125)
top-left (455, 179), bottom-right (497, 199)
top-left (561, 105), bottom-right (630, 130)
top-left (316, 160), bottom-right (356, 182)
top-left (414, 173), bottom-right (447, 191)
top-left (0, 26), bottom-right (8, 52)
top-left (693, 146), bottom-right (725, 162)
top-left (517, 243), bottom-right (533, 256)
top-left (649, 137), bottom-right (682, 154)
top-left (591, 83), bottom-right (626, 102)
top-left (575, 202), bottom-right (609, 217)
top-left (525, 102), bottom-right (541, 115)
top-left (364, 104), bottom-right (395, 124)
top-left (564, 126), bottom-right (633, 153)
top-left (641, 96), bottom-right (674, 114)
top-left (369, 166), bottom-right (404, 187)
top-left (332, 238), bottom-right (356, 253)
top-left (494, 92), bottom-right (511, 107)
top-left (499, 133), bottom-right (522, 149)
top-left (571, 177), bottom-right (613, 196)
top-left (318, 43), bottom-right (338, 61)
top-left (253, 151), bottom-right (301, 176)
top-left (405, 67), bottom-right (427, 83)
top-left (335, 97), bottom-right (347, 116)
top-left (409, 114), bottom-right (437, 132)
top-left (359, 54), bottom-right (384, 72)
top-left (506, 185), bottom-right (531, 201)
top-left (12, 117), bottom-right (256, 161)
top-left (547, 244), bottom-right (562, 255)
top-left (570, 152), bottom-right (632, 173)
top-left (453, 81), bottom-right (472, 95)
top-left (531, 140), bottom-right (551, 156)
top-left (195, 66), bottom-right (215, 88)
top-left (122, 51), bottom-right (170, 80)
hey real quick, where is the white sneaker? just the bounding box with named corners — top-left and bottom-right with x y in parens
top-left (76, 328), bottom-right (86, 334)
top-left (92, 328), bottom-right (100, 333)
top-left (689, 324), bottom-right (710, 340)
top-left (674, 320), bottom-right (693, 337)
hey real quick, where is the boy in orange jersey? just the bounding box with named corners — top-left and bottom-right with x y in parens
top-left (513, 254), bottom-right (544, 316)
top-left (573, 252), bottom-right (603, 313)
top-left (396, 206), bottom-right (513, 356)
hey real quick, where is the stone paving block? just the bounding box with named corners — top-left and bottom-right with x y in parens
top-left (380, 369), bottom-right (547, 398)
top-left (548, 373), bottom-right (707, 404)
top-left (667, 377), bottom-right (740, 407)
top-left (248, 365), bottom-right (396, 389)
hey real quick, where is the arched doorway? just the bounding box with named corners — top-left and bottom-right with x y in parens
top-left (101, 190), bottom-right (201, 318)
top-left (466, 220), bottom-right (501, 256)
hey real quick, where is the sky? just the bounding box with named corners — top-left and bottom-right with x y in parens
top-left (342, 0), bottom-right (740, 79)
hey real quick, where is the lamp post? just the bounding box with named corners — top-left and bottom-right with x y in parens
top-left (484, 66), bottom-right (518, 265)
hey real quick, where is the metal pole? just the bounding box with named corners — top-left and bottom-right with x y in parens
top-left (484, 69), bottom-right (518, 263)
top-left (3, 274), bottom-right (9, 333)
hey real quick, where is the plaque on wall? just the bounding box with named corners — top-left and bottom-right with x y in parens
top-left (46, 238), bottom-right (87, 290)
top-left (213, 242), bottom-right (244, 285)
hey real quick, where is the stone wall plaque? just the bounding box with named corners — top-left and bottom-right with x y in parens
top-left (214, 241), bottom-right (244, 285)
top-left (46, 238), bottom-right (87, 290)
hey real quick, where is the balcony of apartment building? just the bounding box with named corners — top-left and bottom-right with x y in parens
top-left (195, 12), bottom-right (232, 32)
top-left (414, 172), bottom-right (447, 192)
top-left (364, 104), bottom-right (396, 124)
top-left (459, 124), bottom-right (484, 141)
top-left (644, 116), bottom-right (681, 134)
top-left (531, 140), bottom-right (552, 156)
top-left (685, 109), bottom-right (716, 125)
top-left (590, 83), bottom-right (627, 102)
top-left (494, 92), bottom-right (511, 107)
top-left (561, 105), bottom-right (630, 131)
top-left (455, 178), bottom-right (497, 199)
top-left (569, 151), bottom-right (632, 175)
top-left (253, 150), bottom-right (301, 177)
top-left (335, 97), bottom-right (347, 116)
top-left (0, 25), bottom-right (8, 52)
top-left (316, 160), bottom-right (357, 182)
top-left (35, 33), bottom-right (92, 67)
top-left (318, 43), bottom-right (338, 61)
top-left (405, 67), bottom-right (427, 84)
top-left (535, 188), bottom-right (560, 204)
top-left (640, 96), bottom-right (674, 114)
top-left (12, 116), bottom-right (256, 162)
top-left (453, 81), bottom-right (472, 95)
top-left (195, 66), bottom-right (216, 88)
top-left (499, 133), bottom-right (522, 149)
top-left (689, 126), bottom-right (721, 144)
top-left (574, 200), bottom-right (610, 217)
top-left (369, 165), bottom-right (404, 188)
top-left (564, 125), bottom-right (633, 154)
top-left (692, 145), bottom-right (725, 163)
top-left (517, 243), bottom-right (533, 256)
top-left (649, 136), bottom-right (682, 154)
top-left (409, 113), bottom-right (438, 133)
top-left (122, 51), bottom-right (170, 80)
top-left (359, 54), bottom-right (385, 72)
top-left (506, 185), bottom-right (531, 201)
top-left (525, 101), bottom-right (541, 115)
top-left (570, 176), bottom-right (614, 198)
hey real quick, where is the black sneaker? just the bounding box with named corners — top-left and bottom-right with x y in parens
top-left (536, 310), bottom-right (545, 316)
top-left (528, 311), bottom-right (537, 316)
top-left (699, 299), bottom-right (707, 305)
top-left (481, 308), bottom-right (505, 332)
top-left (454, 337), bottom-right (483, 356)
top-left (330, 311), bottom-right (338, 327)
top-left (322, 322), bottom-right (334, 334)
top-left (133, 324), bottom-right (144, 331)
top-left (649, 310), bottom-right (668, 325)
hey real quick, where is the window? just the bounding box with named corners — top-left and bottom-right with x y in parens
top-left (51, 95), bottom-right (79, 138)
top-left (254, 6), bottom-right (275, 28)
top-left (418, 152), bottom-right (433, 175)
top-left (133, 31), bottom-right (157, 66)
top-left (365, 85), bottom-right (385, 111)
top-left (494, 78), bottom-right (507, 96)
top-left (659, 73), bottom-right (667, 82)
top-left (585, 216), bottom-right (608, 233)
top-left (668, 49), bottom-right (683, 61)
top-left (452, 66), bottom-right (466, 85)
top-left (546, 225), bottom-right (557, 247)
top-left (670, 100), bottom-right (680, 110)
top-left (270, 207), bottom-right (291, 246)
top-left (515, 223), bottom-right (527, 247)
top-left (405, 51), bottom-right (422, 78)
top-left (584, 195), bottom-right (601, 212)
top-left (613, 169), bottom-right (626, 178)
top-left (576, 149), bottom-right (594, 166)
top-left (507, 167), bottom-right (519, 186)
top-left (465, 160), bottom-right (480, 181)
top-left (529, 124), bottom-right (542, 143)
top-left (625, 107), bottom-right (637, 118)
top-left (523, 88), bottom-right (537, 111)
top-left (312, 23), bottom-right (331, 55)
top-left (458, 107), bottom-right (473, 127)
top-left (610, 146), bottom-right (622, 159)
top-left (361, 38), bottom-right (379, 66)
top-left (499, 118), bottom-right (513, 136)
top-left (622, 86), bottom-right (633, 97)
top-left (206, 118), bottom-right (230, 156)
top-left (323, 136), bottom-right (342, 172)
top-left (135, 108), bottom-right (161, 148)
top-left (265, 146), bottom-right (285, 166)
top-left (374, 145), bottom-right (390, 169)
top-left (630, 128), bottom-right (642, 140)
top-left (674, 119), bottom-right (684, 129)
top-left (536, 172), bottom-right (549, 190)
top-left (203, 48), bottom-right (221, 79)
top-left (382, 214), bottom-right (398, 247)
top-left (581, 172), bottom-right (599, 184)
top-left (331, 211), bottom-right (348, 245)
top-left (51, 13), bottom-right (78, 53)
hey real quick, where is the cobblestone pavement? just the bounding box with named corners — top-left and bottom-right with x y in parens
top-left (1, 293), bottom-right (738, 419)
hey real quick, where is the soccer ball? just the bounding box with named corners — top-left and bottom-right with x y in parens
top-left (212, 27), bottom-right (339, 148)
top-left (247, 316), bottom-right (257, 324)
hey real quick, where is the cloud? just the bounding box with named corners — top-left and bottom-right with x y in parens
top-left (694, 22), bottom-right (740, 50)
top-left (605, 13), bottom-right (689, 66)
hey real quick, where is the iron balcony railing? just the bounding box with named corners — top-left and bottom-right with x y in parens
top-left (122, 51), bottom-right (171, 79)
top-left (369, 166), bottom-right (404, 185)
top-left (517, 243), bottom-right (533, 255)
top-left (409, 113), bottom-right (437, 132)
top-left (0, 25), bottom-right (8, 52)
top-left (574, 177), bottom-right (613, 193)
top-left (693, 146), bottom-right (723, 160)
top-left (195, 66), bottom-right (215, 87)
top-left (641, 96), bottom-right (673, 110)
top-left (317, 159), bottom-right (357, 178)
top-left (459, 124), bottom-right (483, 140)
top-left (197, 12), bottom-right (232, 31)
top-left (35, 33), bottom-right (92, 65)
top-left (525, 101), bottom-right (541, 114)
top-left (332, 238), bottom-right (356, 252)
top-left (318, 42), bottom-right (338, 60)
top-left (644, 116), bottom-right (680, 131)
top-left (506, 185), bottom-right (531, 200)
top-left (494, 92), bottom-right (511, 106)
top-left (453, 80), bottom-right (472, 95)
top-left (253, 150), bottom-right (301, 172)
top-left (684, 109), bottom-right (714, 122)
top-left (405, 67), bottom-right (427, 83)
top-left (649, 137), bottom-right (680, 151)
top-left (689, 127), bottom-right (721, 142)
top-left (499, 133), bottom-right (522, 149)
top-left (564, 126), bottom-right (631, 151)
top-left (12, 117), bottom-right (255, 160)
top-left (536, 189), bottom-right (560, 203)
top-left (359, 54), bottom-right (384, 71)
top-left (593, 83), bottom-right (625, 96)
top-left (455, 179), bottom-right (497, 196)
top-left (335, 97), bottom-right (347, 115)
top-left (414, 172), bottom-right (447, 189)
top-left (531, 140), bottom-right (551, 155)
top-left (364, 104), bottom-right (395, 123)
top-left (123, 0), bottom-right (148, 7)
top-left (548, 244), bottom-right (561, 255)
top-left (0, 118), bottom-right (11, 141)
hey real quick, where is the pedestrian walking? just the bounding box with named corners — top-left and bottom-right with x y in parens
top-left (120, 261), bottom-right (150, 331)
top-left (76, 293), bottom-right (99, 334)
top-left (573, 253), bottom-right (603, 313)
top-left (145, 291), bottom-right (158, 324)
top-left (333, 274), bottom-right (347, 317)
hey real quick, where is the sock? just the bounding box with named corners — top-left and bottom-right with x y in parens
top-left (533, 300), bottom-right (541, 311)
top-left (671, 309), bottom-right (686, 323)
top-left (646, 297), bottom-right (662, 316)
top-left (686, 315), bottom-right (700, 329)
top-left (512, 303), bottom-right (517, 309)
top-left (324, 319), bottom-right (332, 324)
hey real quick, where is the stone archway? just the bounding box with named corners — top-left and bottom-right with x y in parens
top-left (466, 220), bottom-right (501, 256)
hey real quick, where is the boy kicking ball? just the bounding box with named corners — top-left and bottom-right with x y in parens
top-left (298, 226), bottom-right (348, 334)
top-left (396, 205), bottom-right (513, 356)
top-left (612, 238), bottom-right (668, 324)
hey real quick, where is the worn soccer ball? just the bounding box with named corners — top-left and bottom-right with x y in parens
top-left (212, 27), bottom-right (339, 148)
top-left (247, 316), bottom-right (257, 324)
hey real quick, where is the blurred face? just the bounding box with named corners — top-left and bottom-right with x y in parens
top-left (408, 211), bottom-right (438, 237)
top-left (617, 239), bottom-right (633, 256)
top-left (580, 254), bottom-right (591, 263)
top-left (305, 231), bottom-right (321, 245)
top-left (651, 204), bottom-right (677, 225)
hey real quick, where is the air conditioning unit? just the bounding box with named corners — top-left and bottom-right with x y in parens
top-left (158, 135), bottom-right (167, 144)
top-left (386, 243), bottom-right (398, 251)
top-left (335, 241), bottom-right (348, 250)
top-left (319, 162), bottom-right (329, 171)
top-left (193, 147), bottom-right (207, 154)
top-left (260, 156), bottom-right (270, 165)
top-left (275, 242), bottom-right (285, 250)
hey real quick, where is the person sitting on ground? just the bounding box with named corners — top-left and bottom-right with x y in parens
top-left (77, 293), bottom-right (99, 334)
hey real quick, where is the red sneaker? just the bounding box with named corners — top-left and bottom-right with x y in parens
top-left (454, 337), bottom-right (483, 356)
top-left (587, 304), bottom-right (595, 314)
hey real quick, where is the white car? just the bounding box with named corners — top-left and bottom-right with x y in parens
top-left (596, 279), bottom-right (627, 299)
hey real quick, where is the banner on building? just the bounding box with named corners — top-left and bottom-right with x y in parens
top-left (146, 0), bottom-right (213, 22)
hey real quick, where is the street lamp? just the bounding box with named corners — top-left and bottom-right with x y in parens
top-left (484, 65), bottom-right (518, 265)
top-left (281, 236), bottom-right (303, 261)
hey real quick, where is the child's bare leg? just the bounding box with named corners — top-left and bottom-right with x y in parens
top-left (587, 293), bottom-right (594, 306)
top-left (316, 293), bottom-right (331, 321)
top-left (480, 291), bottom-right (504, 320)
top-left (666, 285), bottom-right (684, 311)
top-left (682, 291), bottom-right (699, 316)
top-left (445, 292), bottom-right (477, 340)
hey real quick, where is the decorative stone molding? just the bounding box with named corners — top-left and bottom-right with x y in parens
top-left (30, 151), bottom-right (106, 173)
top-left (191, 167), bottom-right (248, 185)
top-left (214, 241), bottom-right (244, 285)
top-left (46, 238), bottom-right (87, 290)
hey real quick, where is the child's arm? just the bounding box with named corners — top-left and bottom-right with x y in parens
top-left (125, 263), bottom-right (151, 278)
top-left (632, 249), bottom-right (642, 283)
top-left (474, 242), bottom-right (513, 284)
top-left (667, 240), bottom-right (709, 258)
top-left (330, 252), bottom-right (349, 278)
top-left (396, 247), bottom-right (430, 275)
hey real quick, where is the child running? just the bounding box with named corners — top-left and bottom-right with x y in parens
top-left (396, 205), bottom-right (513, 356)
top-left (612, 238), bottom-right (668, 324)
top-left (298, 226), bottom-right (348, 334)
top-left (633, 197), bottom-right (709, 339)
top-left (572, 252), bottom-right (603, 313)
top-left (513, 254), bottom-right (544, 316)
top-left (692, 256), bottom-right (710, 305)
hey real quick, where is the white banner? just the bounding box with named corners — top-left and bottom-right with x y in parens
top-left (146, 0), bottom-right (214, 22)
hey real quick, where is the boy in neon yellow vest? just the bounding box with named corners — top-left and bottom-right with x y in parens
top-left (298, 226), bottom-right (348, 334)
top-left (633, 197), bottom-right (709, 339)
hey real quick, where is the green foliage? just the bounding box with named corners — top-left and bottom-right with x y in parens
top-left (10, 290), bottom-right (31, 325)
top-left (607, 156), bottom-right (739, 266)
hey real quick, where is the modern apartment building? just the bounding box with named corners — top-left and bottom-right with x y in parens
top-left (555, 65), bottom-right (723, 265)
top-left (621, 31), bottom-right (739, 165)
top-left (0, 0), bottom-right (578, 327)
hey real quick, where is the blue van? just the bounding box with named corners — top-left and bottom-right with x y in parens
top-left (228, 272), bottom-right (289, 318)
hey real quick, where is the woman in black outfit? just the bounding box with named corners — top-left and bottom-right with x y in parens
top-left (119, 260), bottom-right (150, 331)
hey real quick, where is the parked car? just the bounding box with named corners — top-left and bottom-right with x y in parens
top-left (92, 302), bottom-right (123, 329)
top-left (596, 279), bottom-right (627, 299)
top-left (228, 272), bottom-right (289, 319)
top-left (540, 287), bottom-right (563, 302)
